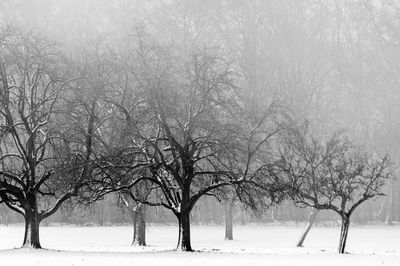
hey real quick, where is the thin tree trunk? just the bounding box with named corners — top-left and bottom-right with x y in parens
top-left (297, 209), bottom-right (318, 247)
top-left (130, 209), bottom-right (137, 245)
top-left (133, 205), bottom-right (146, 246)
top-left (176, 211), bottom-right (192, 251)
top-left (387, 182), bottom-right (395, 224)
top-left (338, 215), bottom-right (350, 254)
top-left (224, 201), bottom-right (233, 240)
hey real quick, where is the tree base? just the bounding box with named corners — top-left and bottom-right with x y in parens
top-left (176, 245), bottom-right (194, 252)
top-left (132, 241), bottom-right (146, 247)
top-left (22, 243), bottom-right (42, 249)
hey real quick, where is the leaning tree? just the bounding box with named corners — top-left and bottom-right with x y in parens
top-left (270, 127), bottom-right (392, 253)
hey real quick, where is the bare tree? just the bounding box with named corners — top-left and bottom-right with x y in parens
top-left (105, 29), bottom-right (284, 250)
top-left (270, 128), bottom-right (392, 253)
top-left (130, 49), bottom-right (242, 251)
top-left (0, 28), bottom-right (94, 248)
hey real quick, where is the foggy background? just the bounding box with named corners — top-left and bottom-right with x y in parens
top-left (0, 0), bottom-right (398, 227)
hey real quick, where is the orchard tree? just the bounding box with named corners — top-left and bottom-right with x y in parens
top-left (0, 28), bottom-right (123, 248)
top-left (270, 128), bottom-right (392, 253)
top-left (106, 28), bottom-right (284, 250)
top-left (129, 48), bottom-right (242, 252)
top-left (0, 28), bottom-right (95, 248)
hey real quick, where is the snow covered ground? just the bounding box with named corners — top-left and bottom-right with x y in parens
top-left (0, 224), bottom-right (399, 265)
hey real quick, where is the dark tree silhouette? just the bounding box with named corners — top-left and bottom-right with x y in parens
top-left (106, 32), bottom-right (284, 251)
top-left (0, 28), bottom-right (94, 248)
top-left (270, 128), bottom-right (392, 253)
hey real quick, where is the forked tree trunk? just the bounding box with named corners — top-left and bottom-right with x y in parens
top-left (176, 211), bottom-right (192, 251)
top-left (224, 201), bottom-right (233, 240)
top-left (132, 205), bottom-right (146, 246)
top-left (22, 194), bottom-right (42, 248)
top-left (338, 215), bottom-right (350, 254)
top-left (297, 209), bottom-right (318, 247)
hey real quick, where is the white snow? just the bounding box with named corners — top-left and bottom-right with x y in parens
top-left (0, 224), bottom-right (399, 265)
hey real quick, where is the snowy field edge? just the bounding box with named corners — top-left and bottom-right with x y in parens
top-left (1, 225), bottom-right (399, 266)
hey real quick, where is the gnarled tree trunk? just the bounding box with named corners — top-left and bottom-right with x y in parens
top-left (297, 208), bottom-right (318, 247)
top-left (224, 200), bottom-right (233, 240)
top-left (338, 214), bottom-right (350, 254)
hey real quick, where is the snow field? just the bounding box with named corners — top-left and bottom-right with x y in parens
top-left (0, 224), bottom-right (399, 265)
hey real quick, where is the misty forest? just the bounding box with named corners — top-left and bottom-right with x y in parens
top-left (0, 1), bottom-right (399, 265)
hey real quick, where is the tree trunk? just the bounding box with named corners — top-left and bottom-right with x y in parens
top-left (387, 182), bottom-right (395, 224)
top-left (224, 201), bottom-right (233, 240)
top-left (176, 211), bottom-right (192, 251)
top-left (297, 209), bottom-right (318, 247)
top-left (132, 205), bottom-right (146, 246)
top-left (129, 209), bottom-right (137, 245)
top-left (22, 195), bottom-right (41, 249)
top-left (338, 215), bottom-right (350, 254)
